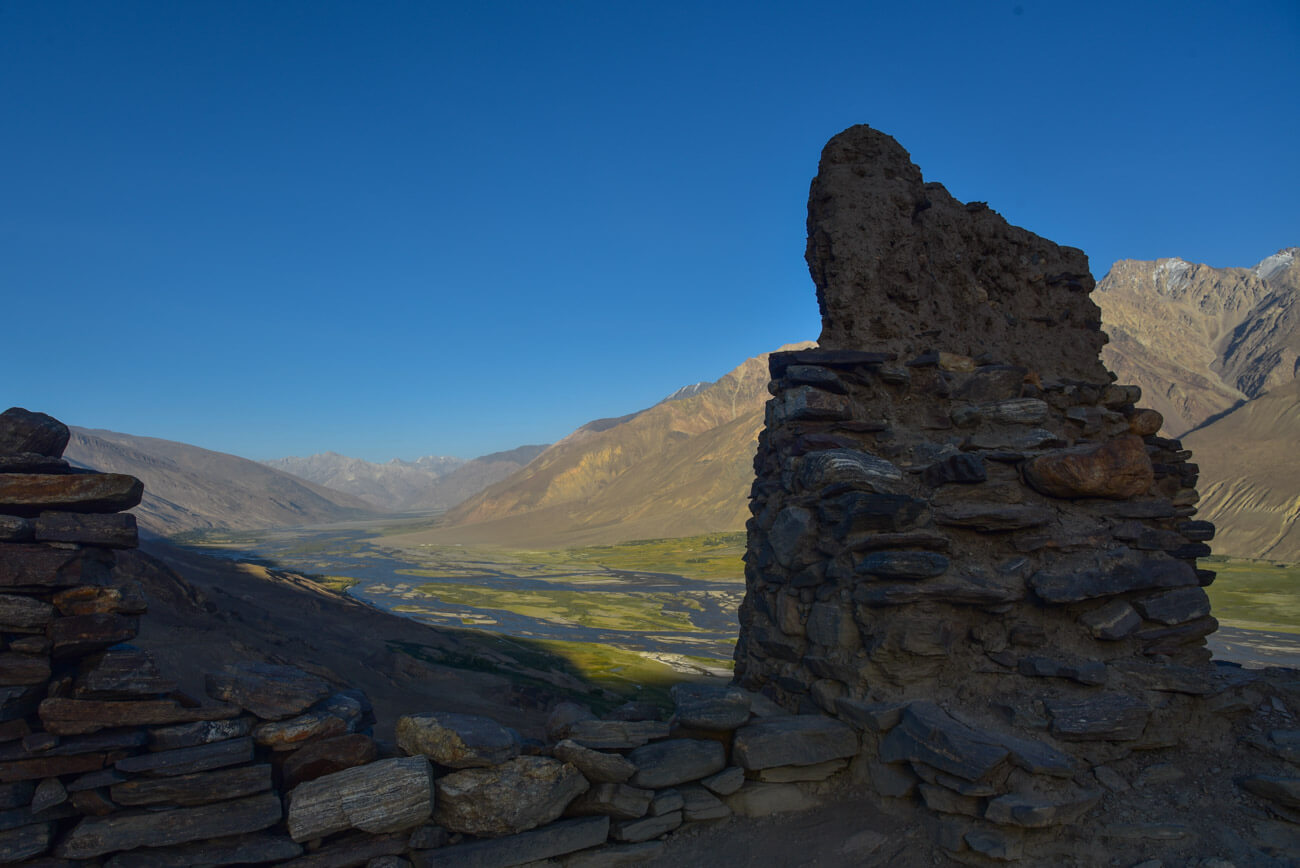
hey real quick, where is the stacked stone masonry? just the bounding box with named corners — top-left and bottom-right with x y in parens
top-left (734, 125), bottom-right (1300, 861)
top-left (0, 407), bottom-right (869, 866)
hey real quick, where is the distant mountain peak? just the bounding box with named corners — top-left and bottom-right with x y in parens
top-left (1255, 248), bottom-right (1297, 281)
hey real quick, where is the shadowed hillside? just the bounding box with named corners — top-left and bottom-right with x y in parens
top-left (65, 428), bottom-right (376, 535)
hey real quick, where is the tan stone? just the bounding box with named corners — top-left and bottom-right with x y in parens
top-left (1023, 435), bottom-right (1154, 499)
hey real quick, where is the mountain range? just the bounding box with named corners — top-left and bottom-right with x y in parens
top-left (63, 250), bottom-right (1296, 562)
top-left (1095, 248), bottom-right (1298, 561)
top-left (64, 428), bottom-right (375, 536)
top-left (262, 446), bottom-right (547, 513)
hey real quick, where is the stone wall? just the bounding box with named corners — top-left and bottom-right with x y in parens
top-left (735, 126), bottom-right (1300, 860)
top-left (0, 407), bottom-right (866, 866)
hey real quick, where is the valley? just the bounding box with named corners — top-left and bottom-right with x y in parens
top-left (174, 524), bottom-right (744, 692)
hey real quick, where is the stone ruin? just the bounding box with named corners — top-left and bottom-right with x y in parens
top-left (0, 406), bottom-right (874, 866)
top-left (736, 125), bottom-right (1300, 860)
top-left (0, 127), bottom-right (1298, 867)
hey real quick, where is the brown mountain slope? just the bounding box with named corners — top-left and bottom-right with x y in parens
top-left (1184, 377), bottom-right (1300, 562)
top-left (1095, 249), bottom-right (1299, 436)
top-left (416, 346), bottom-right (811, 547)
top-left (65, 428), bottom-right (376, 536)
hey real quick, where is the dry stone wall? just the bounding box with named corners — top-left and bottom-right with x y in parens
top-left (736, 125), bottom-right (1300, 861)
top-left (0, 407), bottom-right (865, 866)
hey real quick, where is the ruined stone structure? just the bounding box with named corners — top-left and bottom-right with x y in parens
top-left (736, 125), bottom-right (1300, 859)
top-left (0, 406), bottom-right (869, 865)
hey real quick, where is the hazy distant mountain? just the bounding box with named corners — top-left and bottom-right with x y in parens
top-left (422, 345), bottom-right (812, 547)
top-left (263, 446), bottom-right (548, 512)
top-left (1095, 248), bottom-right (1299, 436)
top-left (65, 429), bottom-right (376, 536)
top-left (1095, 248), bottom-right (1298, 561)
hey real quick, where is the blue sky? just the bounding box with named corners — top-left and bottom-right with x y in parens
top-left (3, 1), bottom-right (1296, 461)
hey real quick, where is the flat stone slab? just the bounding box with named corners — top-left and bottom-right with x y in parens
top-left (565, 719), bottom-right (669, 750)
top-left (627, 738), bottom-right (726, 788)
top-left (566, 782), bottom-right (653, 820)
top-left (54, 793), bottom-right (282, 859)
top-left (396, 712), bottom-right (521, 768)
top-left (1031, 554), bottom-right (1197, 604)
top-left (671, 683), bottom-right (752, 731)
top-left (0, 473), bottom-right (143, 516)
top-left (33, 512), bottom-right (138, 548)
top-left (984, 790), bottom-right (1102, 827)
top-left (100, 832), bottom-right (302, 868)
top-left (412, 816), bottom-right (609, 868)
top-left (724, 782), bottom-right (818, 817)
top-left (39, 697), bottom-right (240, 736)
top-left (877, 703), bottom-right (1008, 782)
top-left (733, 715), bottom-right (857, 770)
top-left (111, 764), bottom-right (271, 807)
top-left (115, 737), bottom-right (254, 777)
top-left (287, 755), bottom-right (433, 842)
top-left (553, 739), bottom-right (635, 784)
top-left (205, 663), bottom-right (331, 720)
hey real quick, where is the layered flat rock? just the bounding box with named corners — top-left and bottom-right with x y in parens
top-left (566, 782), bottom-right (653, 820)
top-left (100, 832), bottom-right (302, 868)
top-left (565, 719), bottom-right (669, 750)
top-left (396, 711), bottom-right (521, 768)
top-left (1031, 554), bottom-right (1197, 604)
top-left (111, 764), bottom-right (271, 806)
top-left (39, 697), bottom-right (240, 736)
top-left (55, 792), bottom-right (282, 859)
top-left (253, 709), bottom-right (348, 751)
top-left (0, 473), bottom-right (143, 516)
top-left (0, 544), bottom-right (113, 589)
top-left (282, 733), bottom-right (379, 789)
top-left (205, 663), bottom-right (331, 721)
top-left (434, 756), bottom-right (587, 838)
top-left (74, 647), bottom-right (175, 698)
top-left (877, 703), bottom-right (1008, 782)
top-left (670, 683), bottom-right (752, 731)
top-left (287, 755), bottom-right (433, 842)
top-left (33, 512), bottom-right (138, 548)
top-left (627, 739), bottom-right (726, 788)
top-left (805, 125), bottom-right (1107, 382)
top-left (114, 737), bottom-right (254, 777)
top-left (552, 739), bottom-right (636, 784)
top-left (732, 716), bottom-right (858, 771)
top-left (411, 816), bottom-right (609, 868)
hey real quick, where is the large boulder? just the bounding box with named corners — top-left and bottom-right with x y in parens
top-left (434, 756), bottom-right (588, 837)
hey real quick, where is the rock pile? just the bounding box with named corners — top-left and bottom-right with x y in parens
top-left (736, 126), bottom-right (1300, 861)
top-left (0, 406), bottom-right (870, 865)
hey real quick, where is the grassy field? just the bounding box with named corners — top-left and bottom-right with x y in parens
top-left (1204, 556), bottom-right (1300, 634)
top-left (391, 532), bottom-right (747, 582)
top-left (402, 583), bottom-right (704, 632)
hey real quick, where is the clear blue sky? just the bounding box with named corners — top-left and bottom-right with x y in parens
top-left (3, 1), bottom-right (1296, 462)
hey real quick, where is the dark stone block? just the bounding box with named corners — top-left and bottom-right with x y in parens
top-left (101, 832), bottom-right (302, 868)
top-left (923, 453), bottom-right (987, 486)
top-left (1177, 520), bottom-right (1215, 541)
top-left (114, 737), bottom-right (254, 777)
top-left (855, 550), bottom-right (949, 580)
top-left (0, 409), bottom-right (69, 458)
top-left (769, 350), bottom-right (895, 378)
top-left (820, 492), bottom-right (930, 536)
top-left (1045, 694), bottom-right (1149, 741)
top-left (34, 513), bottom-right (138, 549)
top-left (205, 663), bottom-right (332, 721)
top-left (54, 792), bottom-right (283, 859)
top-left (878, 702), bottom-right (1008, 782)
top-left (1133, 587), bottom-right (1212, 625)
top-left (1030, 555), bottom-right (1197, 604)
top-left (111, 763), bottom-right (271, 806)
top-left (933, 503), bottom-right (1053, 532)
